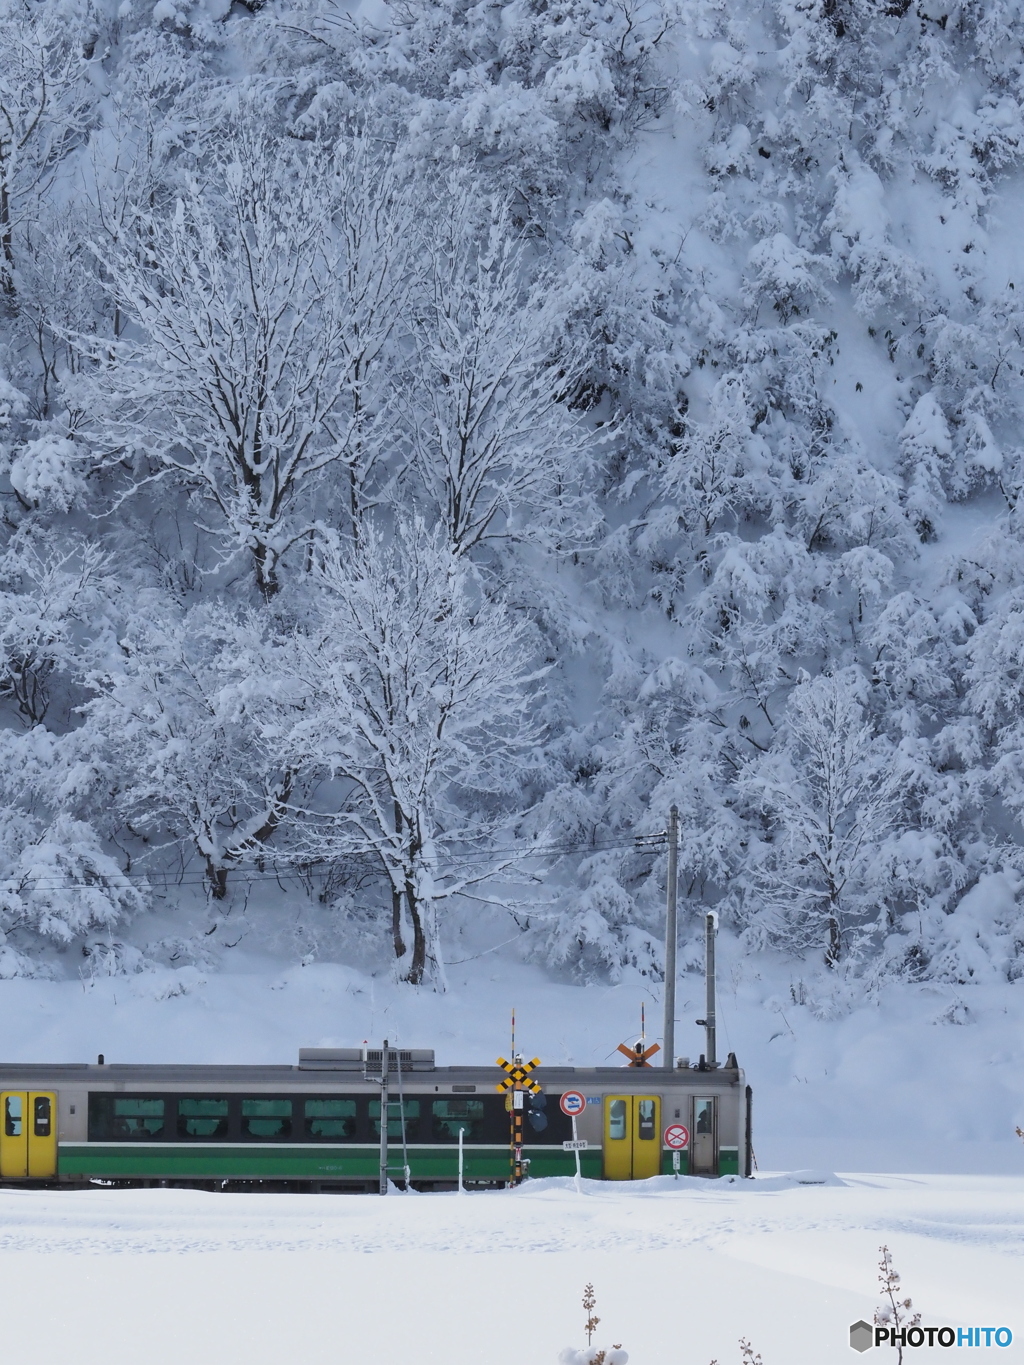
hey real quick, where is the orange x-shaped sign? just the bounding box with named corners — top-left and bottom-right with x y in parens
top-left (616, 1040), bottom-right (661, 1067)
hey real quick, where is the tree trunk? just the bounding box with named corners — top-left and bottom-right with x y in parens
top-left (206, 861), bottom-right (229, 899)
top-left (0, 168), bottom-right (14, 297)
top-left (825, 912), bottom-right (841, 967)
top-left (253, 539), bottom-right (279, 599)
top-left (403, 876), bottom-right (427, 985)
top-left (391, 804), bottom-right (406, 959)
top-left (391, 886), bottom-right (406, 959)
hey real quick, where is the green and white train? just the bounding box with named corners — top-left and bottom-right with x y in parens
top-left (0, 1047), bottom-right (752, 1188)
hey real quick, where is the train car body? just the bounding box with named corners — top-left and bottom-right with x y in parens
top-left (0, 1049), bottom-right (751, 1188)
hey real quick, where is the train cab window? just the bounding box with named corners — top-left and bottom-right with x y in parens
top-left (695, 1099), bottom-right (714, 1135)
top-left (432, 1098), bottom-right (483, 1142)
top-left (177, 1098), bottom-right (229, 1139)
top-left (637, 1099), bottom-right (656, 1141)
top-left (4, 1095), bottom-right (22, 1137)
top-left (241, 1099), bottom-right (292, 1139)
top-left (608, 1099), bottom-right (627, 1140)
top-left (304, 1099), bottom-right (357, 1140)
top-left (33, 1096), bottom-right (51, 1137)
top-left (370, 1099), bottom-right (420, 1141)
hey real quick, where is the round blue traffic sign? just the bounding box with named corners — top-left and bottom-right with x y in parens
top-left (560, 1090), bottom-right (586, 1117)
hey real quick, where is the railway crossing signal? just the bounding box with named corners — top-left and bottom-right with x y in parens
top-left (496, 1051), bottom-right (542, 1186)
top-left (616, 1040), bottom-right (661, 1067)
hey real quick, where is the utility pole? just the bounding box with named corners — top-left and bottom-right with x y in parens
top-left (379, 1038), bottom-right (390, 1195)
top-left (662, 805), bottom-right (679, 1070)
top-left (696, 913), bottom-right (718, 1069)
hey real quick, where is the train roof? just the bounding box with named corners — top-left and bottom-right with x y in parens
top-left (0, 1049), bottom-right (744, 1086)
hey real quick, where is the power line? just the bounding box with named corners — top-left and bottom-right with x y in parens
top-left (7, 831), bottom-right (669, 892)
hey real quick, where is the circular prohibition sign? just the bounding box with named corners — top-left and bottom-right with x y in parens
top-left (664, 1123), bottom-right (690, 1149)
top-left (559, 1090), bottom-right (587, 1117)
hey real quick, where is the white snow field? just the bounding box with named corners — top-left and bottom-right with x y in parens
top-left (0, 1174), bottom-right (1020, 1365)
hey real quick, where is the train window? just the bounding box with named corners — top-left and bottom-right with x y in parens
top-left (114, 1098), bottom-right (164, 1138)
top-left (637, 1099), bottom-right (656, 1141)
top-left (177, 1098), bottom-right (229, 1139)
top-left (370, 1098), bottom-right (420, 1141)
top-left (304, 1099), bottom-right (357, 1140)
top-left (608, 1099), bottom-right (627, 1140)
top-left (695, 1099), bottom-right (714, 1135)
top-left (432, 1098), bottom-right (484, 1142)
top-left (33, 1096), bottom-right (51, 1138)
top-left (5, 1095), bottom-right (22, 1137)
top-left (87, 1095), bottom-right (166, 1141)
top-left (241, 1099), bottom-right (292, 1139)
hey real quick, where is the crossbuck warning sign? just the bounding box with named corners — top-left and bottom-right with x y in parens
top-left (616, 1040), bottom-right (661, 1067)
top-left (496, 1056), bottom-right (542, 1096)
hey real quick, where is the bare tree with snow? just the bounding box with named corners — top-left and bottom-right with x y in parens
top-left (740, 669), bottom-right (903, 966)
top-left (270, 519), bottom-right (541, 985)
top-left (0, 0), bottom-right (97, 298)
top-left (84, 602), bottom-right (294, 898)
top-left (405, 181), bottom-right (595, 556)
top-left (79, 115), bottom-right (420, 597)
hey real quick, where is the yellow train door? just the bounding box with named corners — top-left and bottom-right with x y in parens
top-left (603, 1095), bottom-right (661, 1180)
top-left (0, 1092), bottom-right (57, 1180)
top-left (604, 1097), bottom-right (631, 1179)
top-left (0, 1092), bottom-right (28, 1178)
top-left (28, 1093), bottom-right (57, 1178)
top-left (632, 1096), bottom-right (661, 1179)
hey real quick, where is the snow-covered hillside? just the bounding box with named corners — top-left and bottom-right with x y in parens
top-left (3, 0), bottom-right (1024, 1156)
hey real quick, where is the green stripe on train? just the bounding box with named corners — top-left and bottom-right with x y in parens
top-left (57, 1144), bottom-right (604, 1182)
top-left (659, 1148), bottom-right (740, 1176)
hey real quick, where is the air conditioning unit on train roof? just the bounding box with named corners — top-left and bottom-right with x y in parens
top-left (298, 1047), bottom-right (435, 1071)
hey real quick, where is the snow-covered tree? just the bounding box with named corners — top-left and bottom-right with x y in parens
top-left (655, 373), bottom-right (772, 545)
top-left (79, 116), bottom-right (420, 595)
top-left (0, 809), bottom-right (147, 977)
top-left (899, 394), bottom-right (953, 543)
top-left (0, 526), bottom-right (106, 727)
top-left (0, 725), bottom-right (148, 976)
top-left (740, 669), bottom-right (903, 965)
top-left (269, 519), bottom-right (541, 985)
top-left (84, 602), bottom-right (294, 897)
top-left (0, 0), bottom-right (97, 298)
top-left (406, 181), bottom-right (595, 555)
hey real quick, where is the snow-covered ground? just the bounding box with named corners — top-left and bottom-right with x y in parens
top-left (0, 1173), bottom-right (1019, 1364)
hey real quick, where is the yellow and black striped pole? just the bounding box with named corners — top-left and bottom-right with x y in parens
top-left (513, 1076), bottom-right (522, 1182)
